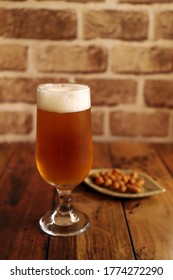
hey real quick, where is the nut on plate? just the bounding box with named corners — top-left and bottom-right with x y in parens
top-left (90, 168), bottom-right (145, 194)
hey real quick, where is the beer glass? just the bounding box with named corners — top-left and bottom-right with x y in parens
top-left (36, 84), bottom-right (93, 236)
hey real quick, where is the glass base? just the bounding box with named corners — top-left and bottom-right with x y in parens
top-left (39, 208), bottom-right (90, 236)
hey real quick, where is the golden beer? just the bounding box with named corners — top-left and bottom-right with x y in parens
top-left (36, 108), bottom-right (93, 185)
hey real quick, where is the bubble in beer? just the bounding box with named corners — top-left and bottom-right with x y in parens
top-left (37, 84), bottom-right (91, 113)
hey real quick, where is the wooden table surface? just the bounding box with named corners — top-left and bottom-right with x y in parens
top-left (0, 142), bottom-right (173, 260)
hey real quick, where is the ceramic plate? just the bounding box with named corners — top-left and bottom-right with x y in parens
top-left (84, 168), bottom-right (166, 198)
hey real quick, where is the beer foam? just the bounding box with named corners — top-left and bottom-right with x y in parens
top-left (37, 84), bottom-right (91, 113)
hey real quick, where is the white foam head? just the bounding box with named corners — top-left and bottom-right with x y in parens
top-left (37, 84), bottom-right (91, 113)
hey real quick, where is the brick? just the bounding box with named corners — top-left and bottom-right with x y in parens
top-left (110, 111), bottom-right (170, 137)
top-left (76, 78), bottom-right (137, 106)
top-left (0, 78), bottom-right (68, 103)
top-left (0, 8), bottom-right (77, 40)
top-left (144, 80), bottom-right (173, 108)
top-left (35, 45), bottom-right (107, 73)
top-left (155, 12), bottom-right (173, 40)
top-left (0, 111), bottom-right (32, 134)
top-left (84, 10), bottom-right (148, 40)
top-left (111, 45), bottom-right (173, 74)
top-left (119, 0), bottom-right (172, 3)
top-left (0, 44), bottom-right (27, 71)
top-left (92, 111), bottom-right (104, 135)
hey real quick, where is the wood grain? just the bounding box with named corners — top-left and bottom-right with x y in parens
top-left (0, 143), bottom-right (53, 259)
top-left (110, 142), bottom-right (173, 259)
top-left (155, 143), bottom-right (173, 176)
top-left (1, 142), bottom-right (173, 260)
top-left (0, 143), bottom-right (15, 176)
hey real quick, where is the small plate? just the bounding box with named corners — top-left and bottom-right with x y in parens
top-left (84, 168), bottom-right (166, 198)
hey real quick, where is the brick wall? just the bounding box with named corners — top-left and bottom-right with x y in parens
top-left (0, 0), bottom-right (173, 142)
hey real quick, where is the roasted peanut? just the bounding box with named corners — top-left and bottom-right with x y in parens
top-left (136, 178), bottom-right (145, 187)
top-left (120, 184), bottom-right (127, 193)
top-left (126, 184), bottom-right (141, 193)
top-left (131, 172), bottom-right (138, 179)
top-left (91, 169), bottom-right (145, 194)
top-left (106, 171), bottom-right (113, 178)
top-left (110, 175), bottom-right (116, 181)
top-left (95, 176), bottom-right (105, 185)
top-left (112, 181), bottom-right (120, 190)
top-left (113, 168), bottom-right (121, 174)
top-left (91, 173), bottom-right (100, 179)
top-left (104, 178), bottom-right (112, 187)
top-left (122, 175), bottom-right (129, 184)
top-left (130, 178), bottom-right (137, 185)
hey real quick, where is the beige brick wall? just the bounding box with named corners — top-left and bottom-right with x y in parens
top-left (0, 0), bottom-right (173, 143)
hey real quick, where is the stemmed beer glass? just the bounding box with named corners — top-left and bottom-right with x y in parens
top-left (36, 84), bottom-right (93, 236)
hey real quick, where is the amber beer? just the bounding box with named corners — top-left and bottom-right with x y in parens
top-left (36, 84), bottom-right (93, 186)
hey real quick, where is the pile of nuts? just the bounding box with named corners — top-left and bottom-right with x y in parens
top-left (90, 168), bottom-right (145, 194)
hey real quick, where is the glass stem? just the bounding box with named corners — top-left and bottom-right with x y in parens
top-left (53, 186), bottom-right (78, 226)
top-left (57, 188), bottom-right (72, 213)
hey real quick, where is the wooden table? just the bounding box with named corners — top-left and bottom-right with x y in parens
top-left (0, 142), bottom-right (173, 260)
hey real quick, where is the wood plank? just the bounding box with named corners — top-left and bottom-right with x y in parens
top-left (0, 143), bottom-right (15, 176)
top-left (47, 142), bottom-right (134, 260)
top-left (110, 142), bottom-right (173, 260)
top-left (154, 143), bottom-right (173, 176)
top-left (0, 143), bottom-right (54, 260)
